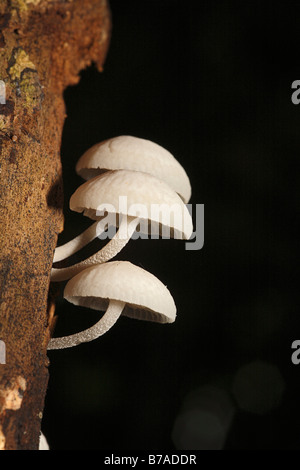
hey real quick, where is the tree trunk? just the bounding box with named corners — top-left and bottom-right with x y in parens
top-left (0, 0), bottom-right (111, 450)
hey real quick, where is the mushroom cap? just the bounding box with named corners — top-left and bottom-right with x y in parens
top-left (64, 261), bottom-right (176, 323)
top-left (70, 169), bottom-right (193, 240)
top-left (75, 135), bottom-right (192, 203)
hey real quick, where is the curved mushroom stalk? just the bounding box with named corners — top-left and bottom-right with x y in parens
top-left (51, 216), bottom-right (139, 282)
top-left (53, 220), bottom-right (102, 263)
top-left (47, 299), bottom-right (125, 350)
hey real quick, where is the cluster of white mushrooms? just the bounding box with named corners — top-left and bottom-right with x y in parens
top-left (48, 136), bottom-right (192, 350)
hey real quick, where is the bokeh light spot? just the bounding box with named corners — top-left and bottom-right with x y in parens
top-left (172, 385), bottom-right (235, 450)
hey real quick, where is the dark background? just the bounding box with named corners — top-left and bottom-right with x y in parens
top-left (43, 0), bottom-right (299, 450)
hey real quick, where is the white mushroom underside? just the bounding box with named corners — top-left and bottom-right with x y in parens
top-left (64, 261), bottom-right (176, 323)
top-left (67, 297), bottom-right (174, 323)
top-left (70, 170), bottom-right (193, 239)
top-left (51, 171), bottom-right (193, 277)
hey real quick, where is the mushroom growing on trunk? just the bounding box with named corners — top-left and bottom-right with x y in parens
top-left (51, 170), bottom-right (193, 282)
top-left (75, 135), bottom-right (192, 203)
top-left (48, 261), bottom-right (176, 350)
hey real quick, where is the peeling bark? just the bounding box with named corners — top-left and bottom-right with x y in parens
top-left (0, 0), bottom-right (111, 450)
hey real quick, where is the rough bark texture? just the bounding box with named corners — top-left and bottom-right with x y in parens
top-left (0, 0), bottom-right (111, 450)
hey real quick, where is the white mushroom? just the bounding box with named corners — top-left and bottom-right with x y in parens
top-left (39, 432), bottom-right (49, 450)
top-left (75, 135), bottom-right (192, 203)
top-left (51, 170), bottom-right (193, 282)
top-left (48, 261), bottom-right (176, 350)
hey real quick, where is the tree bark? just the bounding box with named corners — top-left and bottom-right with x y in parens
top-left (0, 0), bottom-right (111, 450)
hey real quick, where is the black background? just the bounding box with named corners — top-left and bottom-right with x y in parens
top-left (43, 0), bottom-right (299, 450)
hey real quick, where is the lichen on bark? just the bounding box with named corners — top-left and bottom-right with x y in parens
top-left (0, 0), bottom-right (111, 450)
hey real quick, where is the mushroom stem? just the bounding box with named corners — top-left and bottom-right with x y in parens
top-left (47, 299), bottom-right (125, 350)
top-left (50, 215), bottom-right (139, 282)
top-left (53, 220), bottom-right (102, 263)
